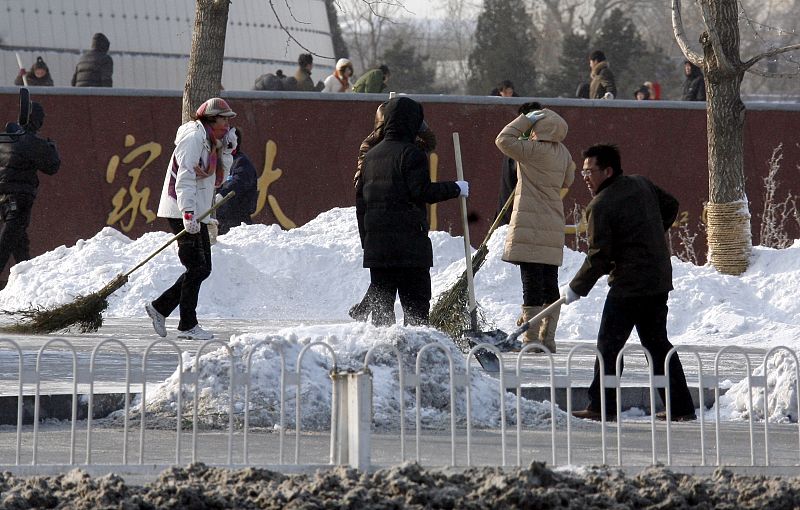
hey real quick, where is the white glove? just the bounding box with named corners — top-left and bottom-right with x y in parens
top-left (456, 180), bottom-right (469, 197)
top-left (525, 110), bottom-right (546, 124)
top-left (214, 193), bottom-right (224, 204)
top-left (560, 285), bottom-right (581, 305)
top-left (183, 212), bottom-right (201, 234)
top-left (602, 92), bottom-right (615, 100)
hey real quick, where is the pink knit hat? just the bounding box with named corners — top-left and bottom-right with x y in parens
top-left (195, 97), bottom-right (236, 118)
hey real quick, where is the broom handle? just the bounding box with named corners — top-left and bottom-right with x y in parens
top-left (453, 132), bottom-right (477, 330)
top-left (505, 297), bottom-right (566, 343)
top-left (123, 192), bottom-right (235, 278)
top-left (478, 192), bottom-right (513, 253)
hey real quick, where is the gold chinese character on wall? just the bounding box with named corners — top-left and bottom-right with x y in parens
top-left (254, 140), bottom-right (296, 229)
top-left (106, 135), bottom-right (160, 232)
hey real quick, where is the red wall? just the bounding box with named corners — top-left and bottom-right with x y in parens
top-left (1, 89), bottom-right (799, 270)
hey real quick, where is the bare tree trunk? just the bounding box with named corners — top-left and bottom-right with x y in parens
top-left (182, 0), bottom-right (230, 123)
top-left (705, 70), bottom-right (745, 204)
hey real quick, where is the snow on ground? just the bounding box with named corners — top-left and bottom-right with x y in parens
top-left (1, 207), bottom-right (799, 425)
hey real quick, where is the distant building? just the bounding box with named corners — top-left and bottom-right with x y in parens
top-left (1, 0), bottom-right (335, 90)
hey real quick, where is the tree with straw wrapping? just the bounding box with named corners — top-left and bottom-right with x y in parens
top-left (671, 0), bottom-right (800, 274)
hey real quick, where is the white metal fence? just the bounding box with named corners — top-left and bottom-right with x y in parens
top-left (0, 337), bottom-right (798, 474)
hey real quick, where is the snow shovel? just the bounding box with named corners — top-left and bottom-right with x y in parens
top-left (465, 298), bottom-right (567, 372)
top-left (451, 132), bottom-right (507, 371)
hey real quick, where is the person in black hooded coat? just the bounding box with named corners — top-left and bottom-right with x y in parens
top-left (0, 102), bottom-right (60, 275)
top-left (71, 33), bottom-right (113, 87)
top-left (356, 97), bottom-right (468, 326)
top-left (216, 127), bottom-right (258, 234)
top-left (681, 61), bottom-right (705, 101)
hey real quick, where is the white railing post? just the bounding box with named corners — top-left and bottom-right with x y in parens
top-left (347, 369), bottom-right (372, 471)
top-left (329, 369), bottom-right (372, 471)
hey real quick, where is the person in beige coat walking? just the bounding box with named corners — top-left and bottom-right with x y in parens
top-left (495, 108), bottom-right (575, 352)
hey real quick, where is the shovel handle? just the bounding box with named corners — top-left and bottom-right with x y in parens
top-left (505, 297), bottom-right (566, 344)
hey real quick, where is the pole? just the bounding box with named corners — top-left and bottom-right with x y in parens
top-left (15, 52), bottom-right (28, 87)
top-left (453, 133), bottom-right (478, 331)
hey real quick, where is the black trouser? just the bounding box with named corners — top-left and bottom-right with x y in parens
top-left (0, 193), bottom-right (34, 274)
top-left (519, 262), bottom-right (559, 306)
top-left (152, 219), bottom-right (212, 331)
top-left (351, 282), bottom-right (396, 323)
top-left (369, 267), bottom-right (431, 327)
top-left (588, 293), bottom-right (695, 416)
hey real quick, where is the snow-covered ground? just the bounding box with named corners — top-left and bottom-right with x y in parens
top-left (1, 207), bottom-right (798, 426)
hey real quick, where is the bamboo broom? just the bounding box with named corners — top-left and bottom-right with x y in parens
top-left (1, 193), bottom-right (235, 334)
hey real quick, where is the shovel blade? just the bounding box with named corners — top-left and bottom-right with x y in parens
top-left (464, 329), bottom-right (518, 353)
top-left (473, 348), bottom-right (500, 372)
top-left (463, 329), bottom-right (516, 372)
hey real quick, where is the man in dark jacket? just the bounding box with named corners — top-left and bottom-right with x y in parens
top-left (71, 33), bottom-right (113, 87)
top-left (588, 50), bottom-right (617, 99)
top-left (681, 61), bottom-right (706, 101)
top-left (284, 54), bottom-right (323, 92)
top-left (562, 144), bottom-right (696, 422)
top-left (216, 127), bottom-right (257, 235)
top-left (0, 102), bottom-right (60, 275)
top-left (356, 97), bottom-right (468, 326)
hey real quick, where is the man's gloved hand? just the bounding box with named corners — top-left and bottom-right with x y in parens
top-left (214, 193), bottom-right (224, 204)
top-left (560, 285), bottom-right (581, 305)
top-left (525, 110), bottom-right (547, 124)
top-left (183, 211), bottom-right (201, 234)
top-left (456, 180), bottom-right (469, 197)
top-left (18, 68), bottom-right (26, 77)
top-left (602, 92), bottom-right (615, 100)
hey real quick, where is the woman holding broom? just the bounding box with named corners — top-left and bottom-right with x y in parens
top-left (494, 108), bottom-right (575, 353)
top-left (145, 98), bottom-right (237, 340)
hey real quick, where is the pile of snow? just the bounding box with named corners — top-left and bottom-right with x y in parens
top-left (140, 324), bottom-right (564, 430)
top-left (2, 207), bottom-right (800, 423)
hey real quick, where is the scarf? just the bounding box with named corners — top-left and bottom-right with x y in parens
top-left (204, 125), bottom-right (226, 187)
top-left (334, 69), bottom-right (350, 92)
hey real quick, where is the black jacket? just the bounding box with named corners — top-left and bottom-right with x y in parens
top-left (71, 33), bottom-right (113, 87)
top-left (496, 155), bottom-right (516, 225)
top-left (357, 97), bottom-right (460, 268)
top-left (570, 175), bottom-right (677, 297)
top-left (0, 108), bottom-right (60, 197)
top-left (217, 150), bottom-right (258, 230)
top-left (682, 65), bottom-right (706, 101)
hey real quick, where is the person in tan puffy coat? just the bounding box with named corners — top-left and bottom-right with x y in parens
top-left (495, 108), bottom-right (575, 352)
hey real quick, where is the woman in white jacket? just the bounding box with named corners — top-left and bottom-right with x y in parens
top-left (145, 97), bottom-right (237, 340)
top-left (322, 58), bottom-right (354, 93)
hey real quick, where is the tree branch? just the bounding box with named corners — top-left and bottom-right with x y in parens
top-left (697, 0), bottom-right (735, 74)
top-left (742, 43), bottom-right (800, 71)
top-left (745, 66), bottom-right (800, 79)
top-left (269, 0), bottom-right (334, 59)
top-left (671, 0), bottom-right (703, 66)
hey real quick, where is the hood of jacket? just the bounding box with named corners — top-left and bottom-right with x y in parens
top-left (382, 97), bottom-right (423, 143)
top-left (531, 108), bottom-right (568, 143)
top-left (92, 33), bottom-right (110, 52)
top-left (175, 120), bottom-right (206, 147)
